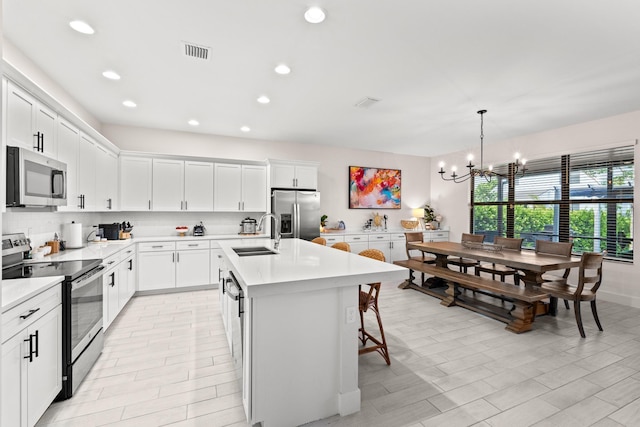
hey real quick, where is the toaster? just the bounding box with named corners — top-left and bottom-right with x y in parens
top-left (99, 223), bottom-right (121, 240)
top-left (193, 222), bottom-right (205, 237)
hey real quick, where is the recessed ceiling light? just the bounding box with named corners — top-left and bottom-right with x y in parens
top-left (69, 20), bottom-right (95, 34)
top-left (274, 64), bottom-right (291, 75)
top-left (122, 100), bottom-right (137, 108)
top-left (304, 7), bottom-right (326, 24)
top-left (102, 70), bottom-right (121, 80)
top-left (188, 119), bottom-right (199, 126)
top-left (240, 126), bottom-right (251, 132)
top-left (257, 95), bottom-right (270, 104)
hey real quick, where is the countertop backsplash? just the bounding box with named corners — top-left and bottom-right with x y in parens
top-left (3, 210), bottom-right (267, 249)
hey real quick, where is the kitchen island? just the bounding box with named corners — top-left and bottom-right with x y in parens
top-left (218, 238), bottom-right (407, 427)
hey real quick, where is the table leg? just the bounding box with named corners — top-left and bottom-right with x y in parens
top-left (505, 300), bottom-right (536, 333)
top-left (397, 268), bottom-right (416, 289)
top-left (440, 281), bottom-right (457, 307)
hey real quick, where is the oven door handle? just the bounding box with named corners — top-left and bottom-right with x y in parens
top-left (71, 265), bottom-right (106, 291)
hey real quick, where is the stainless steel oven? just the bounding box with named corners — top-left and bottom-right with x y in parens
top-left (64, 264), bottom-right (105, 398)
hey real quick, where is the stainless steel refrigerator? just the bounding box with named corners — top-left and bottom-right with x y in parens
top-left (271, 190), bottom-right (321, 241)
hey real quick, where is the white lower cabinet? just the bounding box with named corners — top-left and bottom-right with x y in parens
top-left (344, 235), bottom-right (368, 254)
top-left (103, 247), bottom-right (137, 330)
top-left (322, 231), bottom-right (449, 263)
top-left (1, 284), bottom-right (62, 427)
top-left (176, 241), bottom-right (210, 288)
top-left (138, 241), bottom-right (211, 291)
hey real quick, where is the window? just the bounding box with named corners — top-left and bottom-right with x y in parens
top-left (471, 145), bottom-right (634, 261)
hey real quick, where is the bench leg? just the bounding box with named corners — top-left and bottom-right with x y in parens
top-left (505, 300), bottom-right (536, 333)
top-left (440, 281), bottom-right (457, 307)
top-left (397, 269), bottom-right (416, 289)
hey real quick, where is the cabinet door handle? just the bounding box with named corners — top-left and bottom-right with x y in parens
top-left (188, 243), bottom-right (198, 247)
top-left (19, 308), bottom-right (40, 320)
top-left (33, 132), bottom-right (41, 151)
top-left (107, 198), bottom-right (112, 210)
top-left (110, 272), bottom-right (115, 287)
top-left (23, 332), bottom-right (36, 362)
top-left (177, 253), bottom-right (180, 262)
top-left (128, 259), bottom-right (133, 271)
top-left (185, 201), bottom-right (188, 210)
top-left (181, 201), bottom-right (184, 210)
top-left (34, 330), bottom-right (39, 358)
top-left (151, 245), bottom-right (163, 248)
top-left (172, 253), bottom-right (175, 263)
top-left (149, 200), bottom-right (151, 210)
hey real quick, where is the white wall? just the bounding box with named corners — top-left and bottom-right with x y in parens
top-left (431, 110), bottom-right (640, 307)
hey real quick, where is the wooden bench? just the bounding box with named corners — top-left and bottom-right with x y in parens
top-left (394, 259), bottom-right (549, 333)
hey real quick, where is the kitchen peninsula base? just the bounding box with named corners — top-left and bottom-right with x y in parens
top-left (218, 238), bottom-right (407, 427)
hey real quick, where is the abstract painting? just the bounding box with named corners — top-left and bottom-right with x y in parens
top-left (349, 166), bottom-right (401, 209)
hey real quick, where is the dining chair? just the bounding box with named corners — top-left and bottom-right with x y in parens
top-left (357, 249), bottom-right (390, 365)
top-left (404, 232), bottom-right (436, 286)
top-left (474, 236), bottom-right (523, 285)
top-left (448, 233), bottom-right (484, 273)
top-left (311, 237), bottom-right (326, 245)
top-left (535, 240), bottom-right (574, 308)
top-left (540, 252), bottom-right (604, 338)
top-left (331, 241), bottom-right (351, 252)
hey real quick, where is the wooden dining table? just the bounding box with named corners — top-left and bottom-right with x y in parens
top-left (405, 241), bottom-right (582, 315)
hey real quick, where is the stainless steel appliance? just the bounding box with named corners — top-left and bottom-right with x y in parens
top-left (271, 189), bottom-right (321, 241)
top-left (239, 217), bottom-right (257, 234)
top-left (226, 271), bottom-right (244, 386)
top-left (193, 221), bottom-right (206, 236)
top-left (6, 146), bottom-right (67, 207)
top-left (2, 233), bottom-right (104, 400)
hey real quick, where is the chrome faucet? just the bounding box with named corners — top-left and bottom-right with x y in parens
top-left (257, 213), bottom-right (281, 250)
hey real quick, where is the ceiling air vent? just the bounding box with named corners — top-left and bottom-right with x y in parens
top-left (354, 97), bottom-right (381, 108)
top-left (182, 41), bottom-right (211, 60)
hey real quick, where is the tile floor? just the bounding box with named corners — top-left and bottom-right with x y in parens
top-left (36, 282), bottom-right (640, 427)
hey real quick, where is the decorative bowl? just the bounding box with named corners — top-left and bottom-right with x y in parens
top-left (401, 219), bottom-right (419, 230)
top-left (176, 226), bottom-right (189, 236)
top-left (462, 241), bottom-right (503, 252)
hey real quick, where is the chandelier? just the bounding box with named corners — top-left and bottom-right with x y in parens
top-left (438, 109), bottom-right (526, 183)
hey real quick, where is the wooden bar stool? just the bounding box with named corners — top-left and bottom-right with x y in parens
top-left (331, 242), bottom-right (351, 252)
top-left (311, 237), bottom-right (326, 245)
top-left (357, 249), bottom-right (390, 365)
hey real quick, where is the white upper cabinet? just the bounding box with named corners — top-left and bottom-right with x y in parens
top-left (77, 133), bottom-right (97, 211)
top-left (5, 81), bottom-right (57, 158)
top-left (56, 119), bottom-right (80, 212)
top-left (120, 156), bottom-right (153, 211)
top-left (152, 158), bottom-right (185, 211)
top-left (95, 145), bottom-right (119, 211)
top-left (184, 161), bottom-right (214, 211)
top-left (269, 160), bottom-right (318, 190)
top-left (214, 163), bottom-right (267, 212)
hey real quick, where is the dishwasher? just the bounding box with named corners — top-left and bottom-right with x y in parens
top-left (226, 271), bottom-right (244, 385)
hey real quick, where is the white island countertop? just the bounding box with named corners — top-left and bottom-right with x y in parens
top-left (218, 238), bottom-right (408, 297)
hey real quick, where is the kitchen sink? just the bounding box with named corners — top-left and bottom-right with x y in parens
top-left (233, 246), bottom-right (278, 257)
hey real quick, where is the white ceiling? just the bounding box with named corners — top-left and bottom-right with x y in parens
top-left (4, 0), bottom-right (640, 157)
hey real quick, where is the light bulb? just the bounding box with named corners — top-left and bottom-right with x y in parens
top-left (467, 154), bottom-right (474, 161)
top-left (438, 161), bottom-right (445, 168)
top-left (451, 166), bottom-right (457, 172)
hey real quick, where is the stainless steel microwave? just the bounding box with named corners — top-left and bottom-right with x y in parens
top-left (6, 146), bottom-right (67, 207)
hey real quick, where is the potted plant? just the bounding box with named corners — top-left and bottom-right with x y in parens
top-left (423, 204), bottom-right (436, 229)
top-left (320, 214), bottom-right (328, 232)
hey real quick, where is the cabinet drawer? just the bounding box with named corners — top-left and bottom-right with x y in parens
top-left (345, 235), bottom-right (367, 243)
top-left (390, 233), bottom-right (407, 241)
top-left (103, 252), bottom-right (121, 270)
top-left (2, 284), bottom-right (61, 343)
top-left (177, 240), bottom-right (209, 250)
top-left (138, 241), bottom-right (176, 252)
top-left (324, 235), bottom-right (344, 245)
top-left (368, 234), bottom-right (390, 242)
